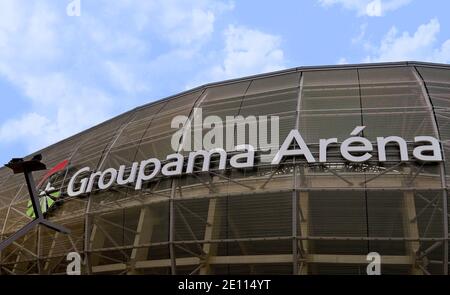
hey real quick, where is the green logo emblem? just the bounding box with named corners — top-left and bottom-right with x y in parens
top-left (25, 159), bottom-right (69, 218)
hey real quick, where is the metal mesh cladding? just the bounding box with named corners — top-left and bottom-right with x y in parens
top-left (0, 62), bottom-right (449, 275)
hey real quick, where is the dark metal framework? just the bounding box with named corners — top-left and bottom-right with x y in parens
top-left (0, 156), bottom-right (70, 253)
top-left (0, 61), bottom-right (449, 274)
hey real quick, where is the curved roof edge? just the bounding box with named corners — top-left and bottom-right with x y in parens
top-left (22, 61), bottom-right (450, 161)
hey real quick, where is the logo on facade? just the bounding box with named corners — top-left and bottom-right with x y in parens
top-left (26, 159), bottom-right (69, 218)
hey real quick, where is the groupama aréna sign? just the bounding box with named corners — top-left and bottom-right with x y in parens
top-left (65, 127), bottom-right (442, 197)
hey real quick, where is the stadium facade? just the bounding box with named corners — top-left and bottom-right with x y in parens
top-left (0, 61), bottom-right (449, 275)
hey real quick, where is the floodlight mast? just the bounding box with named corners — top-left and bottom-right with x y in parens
top-left (0, 154), bottom-right (70, 252)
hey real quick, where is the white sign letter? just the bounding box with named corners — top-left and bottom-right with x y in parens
top-left (67, 167), bottom-right (90, 197)
top-left (272, 130), bottom-right (315, 164)
top-left (413, 136), bottom-right (443, 162)
top-left (135, 159), bottom-right (161, 190)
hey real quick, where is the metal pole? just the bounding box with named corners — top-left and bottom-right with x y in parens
top-left (413, 66), bottom-right (448, 274)
top-left (37, 226), bottom-right (42, 274)
top-left (292, 179), bottom-right (298, 274)
top-left (169, 179), bottom-right (177, 274)
top-left (292, 71), bottom-right (302, 275)
top-left (0, 157), bottom-right (70, 254)
top-left (440, 167), bottom-right (448, 275)
top-left (0, 219), bottom-right (40, 252)
top-left (24, 171), bottom-right (43, 219)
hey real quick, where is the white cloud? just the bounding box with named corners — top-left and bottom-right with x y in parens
top-left (0, 0), bottom-right (233, 155)
top-left (318, 0), bottom-right (411, 16)
top-left (104, 61), bottom-right (150, 94)
top-left (0, 0), bottom-right (114, 153)
top-left (215, 25), bottom-right (285, 78)
top-left (0, 113), bottom-right (50, 142)
top-left (364, 18), bottom-right (450, 63)
top-left (352, 23), bottom-right (368, 44)
top-left (337, 57), bottom-right (349, 64)
top-left (101, 0), bottom-right (234, 46)
top-left (0, 71), bottom-right (112, 152)
top-left (365, 0), bottom-right (382, 16)
top-left (189, 25), bottom-right (285, 87)
top-left (157, 6), bottom-right (215, 45)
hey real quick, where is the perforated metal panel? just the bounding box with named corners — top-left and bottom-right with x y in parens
top-left (0, 62), bottom-right (449, 275)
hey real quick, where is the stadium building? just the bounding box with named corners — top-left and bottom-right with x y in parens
top-left (0, 61), bottom-right (449, 275)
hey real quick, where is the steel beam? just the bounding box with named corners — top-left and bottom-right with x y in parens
top-left (413, 66), bottom-right (449, 274)
top-left (402, 189), bottom-right (422, 274)
top-left (199, 198), bottom-right (221, 274)
top-left (128, 207), bottom-right (158, 274)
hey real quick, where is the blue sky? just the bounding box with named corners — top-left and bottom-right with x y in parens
top-left (0, 0), bottom-right (449, 164)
